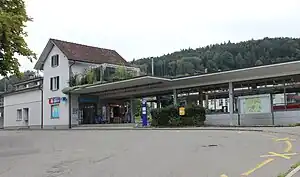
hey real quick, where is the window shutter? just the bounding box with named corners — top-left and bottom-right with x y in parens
top-left (56, 55), bottom-right (59, 66)
top-left (51, 56), bottom-right (53, 67)
top-left (57, 76), bottom-right (60, 89)
top-left (50, 78), bottom-right (53, 90)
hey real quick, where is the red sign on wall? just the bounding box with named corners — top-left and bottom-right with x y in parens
top-left (49, 97), bottom-right (60, 104)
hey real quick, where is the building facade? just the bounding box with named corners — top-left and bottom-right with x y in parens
top-left (32, 38), bottom-right (140, 129)
top-left (3, 77), bottom-right (43, 129)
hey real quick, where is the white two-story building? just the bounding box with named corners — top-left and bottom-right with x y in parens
top-left (3, 38), bottom-right (141, 129)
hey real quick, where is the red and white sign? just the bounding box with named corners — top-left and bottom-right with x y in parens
top-left (48, 97), bottom-right (61, 104)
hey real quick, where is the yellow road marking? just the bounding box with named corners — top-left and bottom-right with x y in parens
top-left (241, 158), bottom-right (274, 176)
top-left (275, 137), bottom-right (296, 142)
top-left (268, 152), bottom-right (291, 159)
top-left (260, 153), bottom-right (297, 158)
top-left (284, 140), bottom-right (293, 153)
top-left (226, 136), bottom-right (296, 176)
top-left (263, 134), bottom-right (278, 138)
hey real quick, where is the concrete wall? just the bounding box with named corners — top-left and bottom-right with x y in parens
top-left (4, 89), bottom-right (42, 128)
top-left (206, 114), bottom-right (239, 126)
top-left (206, 110), bottom-right (300, 126)
top-left (274, 110), bottom-right (300, 126)
top-left (43, 45), bottom-right (70, 128)
top-left (239, 113), bottom-right (273, 126)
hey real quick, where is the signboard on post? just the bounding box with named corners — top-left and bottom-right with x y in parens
top-left (141, 98), bottom-right (148, 126)
top-left (179, 107), bottom-right (185, 116)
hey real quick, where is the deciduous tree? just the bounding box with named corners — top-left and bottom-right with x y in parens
top-left (0, 0), bottom-right (36, 76)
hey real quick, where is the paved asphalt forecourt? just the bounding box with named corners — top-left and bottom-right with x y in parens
top-left (0, 129), bottom-right (299, 177)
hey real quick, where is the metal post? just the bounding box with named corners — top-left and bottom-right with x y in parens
top-left (213, 91), bottom-right (216, 112)
top-left (283, 80), bottom-right (287, 111)
top-left (156, 96), bottom-right (161, 108)
top-left (151, 58), bottom-right (154, 76)
top-left (173, 89), bottom-right (177, 106)
top-left (229, 82), bottom-right (234, 126)
top-left (205, 94), bottom-right (209, 109)
top-left (68, 93), bottom-right (72, 129)
top-left (130, 98), bottom-right (134, 123)
top-left (198, 89), bottom-right (203, 107)
top-left (270, 94), bottom-right (275, 125)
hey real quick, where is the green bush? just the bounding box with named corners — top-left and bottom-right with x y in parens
top-left (158, 107), bottom-right (172, 126)
top-left (187, 105), bottom-right (206, 126)
top-left (151, 118), bottom-right (158, 127)
top-left (150, 108), bottom-right (159, 126)
top-left (169, 116), bottom-right (182, 126)
top-left (150, 104), bottom-right (206, 127)
top-left (181, 116), bottom-right (194, 126)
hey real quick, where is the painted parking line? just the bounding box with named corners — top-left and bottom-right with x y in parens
top-left (221, 136), bottom-right (297, 177)
top-left (268, 152), bottom-right (293, 160)
top-left (241, 136), bottom-right (296, 176)
top-left (241, 158), bottom-right (274, 176)
top-left (260, 153), bottom-right (297, 158)
top-left (284, 140), bottom-right (293, 153)
top-left (274, 137), bottom-right (294, 153)
top-left (274, 137), bottom-right (296, 142)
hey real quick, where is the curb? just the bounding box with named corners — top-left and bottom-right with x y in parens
top-left (286, 165), bottom-right (300, 177)
top-left (0, 127), bottom-right (264, 132)
top-left (262, 130), bottom-right (300, 137)
top-left (71, 127), bottom-right (265, 132)
top-left (2, 127), bottom-right (300, 136)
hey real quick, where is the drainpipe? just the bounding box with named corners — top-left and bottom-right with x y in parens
top-left (68, 61), bottom-right (76, 129)
top-left (38, 84), bottom-right (43, 129)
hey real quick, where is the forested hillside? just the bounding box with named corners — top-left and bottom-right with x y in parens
top-left (132, 37), bottom-right (300, 77)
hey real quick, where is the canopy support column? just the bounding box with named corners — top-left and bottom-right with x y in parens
top-left (198, 89), bottom-right (203, 106)
top-left (229, 82), bottom-right (234, 125)
top-left (130, 98), bottom-right (135, 123)
top-left (173, 89), bottom-right (178, 106)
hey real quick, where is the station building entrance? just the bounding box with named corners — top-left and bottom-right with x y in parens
top-left (77, 96), bottom-right (133, 125)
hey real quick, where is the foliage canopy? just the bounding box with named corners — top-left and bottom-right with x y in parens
top-left (0, 0), bottom-right (36, 77)
top-left (133, 37), bottom-right (300, 77)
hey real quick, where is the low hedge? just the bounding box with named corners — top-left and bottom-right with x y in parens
top-left (150, 105), bottom-right (206, 127)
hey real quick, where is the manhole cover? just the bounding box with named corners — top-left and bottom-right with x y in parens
top-left (202, 144), bottom-right (218, 147)
top-left (208, 144), bottom-right (218, 147)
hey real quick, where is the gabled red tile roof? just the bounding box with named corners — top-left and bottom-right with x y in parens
top-left (50, 39), bottom-right (129, 66)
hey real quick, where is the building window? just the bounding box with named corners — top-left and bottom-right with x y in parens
top-left (219, 99), bottom-right (223, 106)
top-left (23, 108), bottom-right (29, 121)
top-left (51, 55), bottom-right (59, 67)
top-left (17, 109), bottom-right (22, 121)
top-left (50, 76), bottom-right (59, 91)
top-left (51, 105), bottom-right (60, 119)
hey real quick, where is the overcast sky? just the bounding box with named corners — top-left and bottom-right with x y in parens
top-left (21, 0), bottom-right (300, 71)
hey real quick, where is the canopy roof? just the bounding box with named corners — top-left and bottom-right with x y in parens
top-left (63, 60), bottom-right (300, 99)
